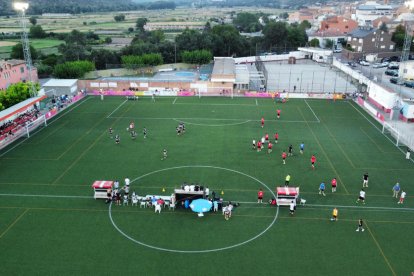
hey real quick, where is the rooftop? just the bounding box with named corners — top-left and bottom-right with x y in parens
top-left (348, 27), bottom-right (377, 38)
top-left (43, 79), bottom-right (78, 87)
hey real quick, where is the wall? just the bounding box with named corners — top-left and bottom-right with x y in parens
top-left (367, 82), bottom-right (397, 112)
top-left (0, 63), bottom-right (38, 90)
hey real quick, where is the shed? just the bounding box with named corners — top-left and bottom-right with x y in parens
top-left (42, 79), bottom-right (78, 96)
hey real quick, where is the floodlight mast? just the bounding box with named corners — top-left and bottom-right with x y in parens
top-left (13, 2), bottom-right (37, 97)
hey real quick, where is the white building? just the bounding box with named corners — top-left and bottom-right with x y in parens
top-left (400, 61), bottom-right (414, 80)
top-left (353, 1), bottom-right (394, 26)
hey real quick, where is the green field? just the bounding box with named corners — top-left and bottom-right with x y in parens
top-left (0, 96), bottom-right (413, 275)
top-left (0, 39), bottom-right (62, 58)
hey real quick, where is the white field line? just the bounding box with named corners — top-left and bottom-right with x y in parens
top-left (108, 116), bottom-right (319, 123)
top-left (172, 97), bottom-right (177, 104)
top-left (0, 97), bottom-right (91, 158)
top-left (107, 99), bottom-right (128, 118)
top-left (304, 99), bottom-right (320, 122)
top-left (347, 101), bottom-right (414, 163)
top-left (174, 102), bottom-right (257, 106)
top-left (0, 193), bottom-right (411, 213)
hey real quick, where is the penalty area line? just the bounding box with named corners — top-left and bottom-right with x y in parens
top-left (107, 99), bottom-right (128, 118)
top-left (304, 99), bottom-right (320, 122)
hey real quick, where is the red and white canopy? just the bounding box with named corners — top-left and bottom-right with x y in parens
top-left (276, 187), bottom-right (298, 196)
top-left (92, 181), bottom-right (113, 189)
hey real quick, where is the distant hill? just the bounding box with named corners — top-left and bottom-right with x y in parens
top-left (0, 0), bottom-right (176, 16)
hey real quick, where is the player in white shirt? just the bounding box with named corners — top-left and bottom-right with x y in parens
top-left (289, 201), bottom-right (295, 215)
top-left (398, 191), bottom-right (406, 204)
top-left (356, 189), bottom-right (366, 204)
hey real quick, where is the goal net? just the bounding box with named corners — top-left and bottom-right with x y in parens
top-left (0, 114), bottom-right (47, 151)
top-left (25, 114), bottom-right (47, 138)
top-left (381, 121), bottom-right (414, 151)
top-left (382, 122), bottom-right (401, 146)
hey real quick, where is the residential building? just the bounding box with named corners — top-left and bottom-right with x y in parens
top-left (308, 16), bottom-right (358, 48)
top-left (308, 30), bottom-right (347, 48)
top-left (353, 1), bottom-right (395, 26)
top-left (346, 26), bottom-right (395, 54)
top-left (0, 59), bottom-right (38, 91)
top-left (320, 16), bottom-right (358, 34)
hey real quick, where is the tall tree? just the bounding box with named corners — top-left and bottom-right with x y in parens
top-left (29, 25), bottom-right (46, 38)
top-left (136, 18), bottom-right (148, 33)
top-left (391, 24), bottom-right (406, 50)
top-left (10, 43), bottom-right (38, 60)
top-left (29, 16), bottom-right (37, 25)
top-left (233, 12), bottom-right (260, 32)
top-left (58, 30), bottom-right (89, 61)
top-left (262, 21), bottom-right (288, 51)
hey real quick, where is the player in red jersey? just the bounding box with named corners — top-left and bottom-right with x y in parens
top-left (331, 177), bottom-right (337, 192)
top-left (257, 141), bottom-right (262, 152)
top-left (265, 133), bottom-right (269, 144)
top-left (257, 189), bottom-right (264, 203)
top-left (268, 142), bottom-right (273, 154)
top-left (261, 117), bottom-right (264, 128)
top-left (277, 109), bottom-right (281, 119)
top-left (274, 132), bottom-right (279, 143)
top-left (282, 151), bottom-right (287, 164)
top-left (311, 154), bottom-right (316, 169)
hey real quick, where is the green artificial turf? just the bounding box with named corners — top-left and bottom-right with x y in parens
top-left (0, 96), bottom-right (412, 275)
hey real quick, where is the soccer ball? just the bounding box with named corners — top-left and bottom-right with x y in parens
top-left (126, 128), bottom-right (129, 131)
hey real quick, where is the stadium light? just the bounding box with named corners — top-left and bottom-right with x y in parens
top-left (13, 2), bottom-right (29, 11)
top-left (13, 1), bottom-right (37, 97)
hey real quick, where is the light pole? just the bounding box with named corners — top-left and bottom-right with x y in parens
top-left (13, 1), bottom-right (37, 97)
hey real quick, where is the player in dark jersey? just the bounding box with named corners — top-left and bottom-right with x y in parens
top-left (143, 127), bottom-right (147, 139)
top-left (131, 130), bottom-right (137, 139)
top-left (115, 134), bottom-right (120, 144)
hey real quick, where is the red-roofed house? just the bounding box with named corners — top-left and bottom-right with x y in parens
top-left (0, 59), bottom-right (38, 91)
top-left (320, 16), bottom-right (358, 35)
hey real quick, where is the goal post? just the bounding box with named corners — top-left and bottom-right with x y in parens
top-left (0, 114), bottom-right (47, 151)
top-left (25, 114), bottom-right (47, 138)
top-left (382, 122), bottom-right (400, 146)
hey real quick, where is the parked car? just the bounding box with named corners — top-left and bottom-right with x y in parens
top-left (404, 80), bottom-right (414, 88)
top-left (372, 62), bottom-right (389, 68)
top-left (390, 77), bottom-right (404, 85)
top-left (388, 62), bottom-right (399, 70)
top-left (348, 61), bottom-right (357, 67)
top-left (381, 56), bottom-right (400, 63)
top-left (385, 69), bottom-right (399, 76)
top-left (359, 60), bottom-right (370, 66)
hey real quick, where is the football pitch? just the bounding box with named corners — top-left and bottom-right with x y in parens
top-left (0, 96), bottom-right (413, 275)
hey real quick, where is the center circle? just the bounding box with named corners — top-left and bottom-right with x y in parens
top-left (109, 165), bottom-right (279, 253)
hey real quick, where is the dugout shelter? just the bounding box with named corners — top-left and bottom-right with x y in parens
top-left (275, 187), bottom-right (300, 206)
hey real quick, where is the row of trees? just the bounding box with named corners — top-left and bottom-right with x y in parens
top-left (53, 61), bottom-right (95, 79)
top-left (181, 50), bottom-right (213, 64)
top-left (121, 54), bottom-right (163, 69)
top-left (0, 82), bottom-right (40, 110)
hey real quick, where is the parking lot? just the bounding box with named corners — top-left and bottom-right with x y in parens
top-left (265, 60), bottom-right (357, 93)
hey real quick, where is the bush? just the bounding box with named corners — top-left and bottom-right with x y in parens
top-left (121, 53), bottom-right (163, 69)
top-left (53, 60), bottom-right (95, 79)
top-left (0, 82), bottom-right (40, 109)
top-left (181, 50), bottom-right (212, 64)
